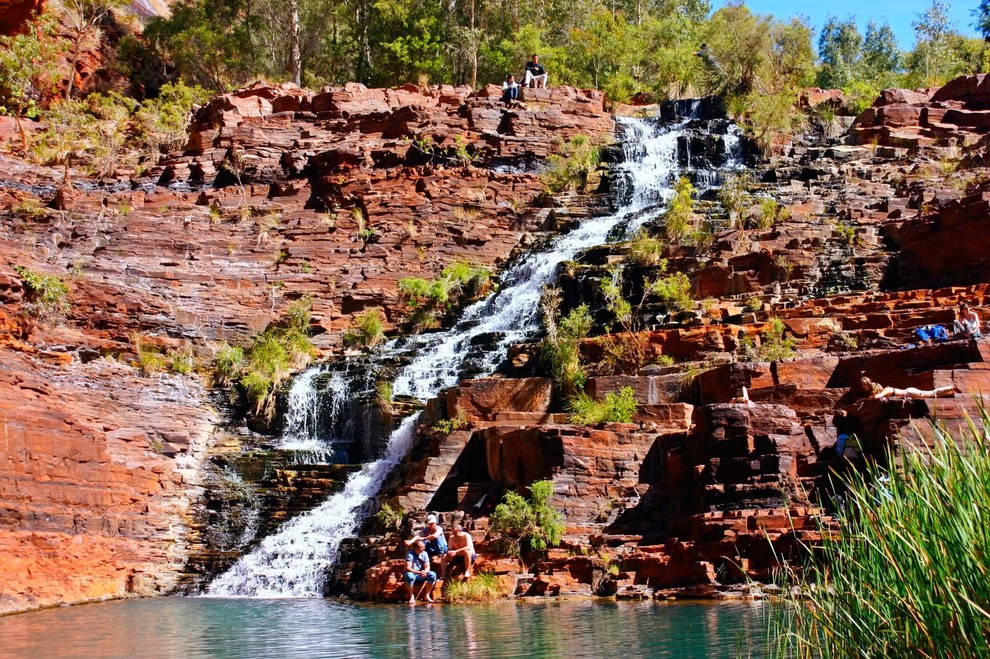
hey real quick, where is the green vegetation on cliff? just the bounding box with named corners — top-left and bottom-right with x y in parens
top-left (3, 0), bottom-right (989, 177)
top-left (398, 261), bottom-right (492, 331)
top-left (772, 413), bottom-right (990, 657)
top-left (491, 480), bottom-right (565, 554)
top-left (569, 386), bottom-right (638, 424)
top-left (214, 297), bottom-right (315, 420)
top-left (13, 265), bottom-right (69, 322)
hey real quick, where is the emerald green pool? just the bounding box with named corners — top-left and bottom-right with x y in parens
top-left (0, 597), bottom-right (768, 658)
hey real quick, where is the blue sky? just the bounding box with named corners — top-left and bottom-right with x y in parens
top-left (719, 1), bottom-right (979, 49)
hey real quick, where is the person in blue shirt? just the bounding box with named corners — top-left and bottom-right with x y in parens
top-left (404, 539), bottom-right (437, 603)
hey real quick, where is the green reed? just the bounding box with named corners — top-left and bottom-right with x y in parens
top-left (772, 409), bottom-right (990, 658)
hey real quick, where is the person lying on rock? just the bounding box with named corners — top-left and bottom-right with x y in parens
top-left (404, 539), bottom-right (438, 604)
top-left (859, 376), bottom-right (959, 400)
top-left (952, 303), bottom-right (982, 339)
top-left (404, 514), bottom-right (447, 562)
top-left (442, 521), bottom-right (477, 579)
top-left (502, 74), bottom-right (520, 106)
top-left (523, 54), bottom-right (548, 88)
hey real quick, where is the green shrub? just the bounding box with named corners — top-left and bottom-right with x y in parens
top-left (718, 173), bottom-right (753, 228)
top-left (628, 229), bottom-right (667, 266)
top-left (740, 316), bottom-right (796, 362)
top-left (600, 267), bottom-right (632, 330)
top-left (398, 261), bottom-right (492, 331)
top-left (569, 386), bottom-right (638, 425)
top-left (771, 410), bottom-right (990, 657)
top-left (834, 221), bottom-right (859, 246)
top-left (373, 501), bottom-right (404, 530)
top-left (754, 197), bottom-right (788, 230)
top-left (133, 81), bottom-right (211, 156)
top-left (490, 480), bottom-right (565, 554)
top-left (540, 291), bottom-right (591, 398)
top-left (442, 572), bottom-right (502, 602)
top-left (541, 134), bottom-right (601, 193)
top-left (645, 271), bottom-right (693, 312)
top-left (663, 176), bottom-right (695, 241)
top-left (343, 307), bottom-right (386, 348)
top-left (432, 411), bottom-right (468, 435)
top-left (13, 264), bottom-right (69, 321)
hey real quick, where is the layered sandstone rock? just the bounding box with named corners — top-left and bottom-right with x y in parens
top-left (0, 351), bottom-right (216, 614)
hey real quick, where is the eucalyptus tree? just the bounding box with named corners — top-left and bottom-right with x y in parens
top-left (817, 16), bottom-right (862, 89)
top-left (909, 0), bottom-right (956, 86)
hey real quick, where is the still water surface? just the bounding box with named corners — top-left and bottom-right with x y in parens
top-left (0, 598), bottom-right (767, 658)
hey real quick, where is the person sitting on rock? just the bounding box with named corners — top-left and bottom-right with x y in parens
top-left (730, 386), bottom-right (753, 405)
top-left (404, 514), bottom-right (447, 562)
top-left (404, 539), bottom-right (437, 604)
top-left (501, 74), bottom-right (520, 105)
top-left (523, 54), bottom-right (548, 88)
top-left (952, 302), bottom-right (982, 338)
top-left (442, 521), bottom-right (477, 579)
top-left (859, 375), bottom-right (959, 400)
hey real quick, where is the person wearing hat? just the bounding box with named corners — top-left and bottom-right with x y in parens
top-left (404, 514), bottom-right (448, 569)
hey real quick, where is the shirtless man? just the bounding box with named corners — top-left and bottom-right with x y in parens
top-left (442, 521), bottom-right (477, 579)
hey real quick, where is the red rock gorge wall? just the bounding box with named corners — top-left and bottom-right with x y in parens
top-left (0, 82), bottom-right (613, 613)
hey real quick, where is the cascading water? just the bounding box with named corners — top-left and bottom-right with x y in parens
top-left (207, 106), bottom-right (744, 598)
top-left (281, 367), bottom-right (352, 451)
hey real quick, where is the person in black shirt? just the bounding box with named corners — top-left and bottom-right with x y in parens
top-left (523, 54), bottom-right (548, 88)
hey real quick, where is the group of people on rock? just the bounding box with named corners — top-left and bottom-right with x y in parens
top-left (912, 302), bottom-right (983, 345)
top-left (501, 54), bottom-right (549, 106)
top-left (403, 514), bottom-right (477, 604)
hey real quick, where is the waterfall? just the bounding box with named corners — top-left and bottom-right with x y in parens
top-left (207, 107), bottom-right (742, 598)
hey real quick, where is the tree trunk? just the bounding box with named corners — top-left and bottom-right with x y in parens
top-left (14, 100), bottom-right (27, 152)
top-left (289, 0), bottom-right (301, 86)
top-left (469, 0), bottom-right (477, 88)
top-left (66, 37), bottom-right (79, 100)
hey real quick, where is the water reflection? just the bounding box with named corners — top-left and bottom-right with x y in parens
top-left (0, 598), bottom-right (768, 658)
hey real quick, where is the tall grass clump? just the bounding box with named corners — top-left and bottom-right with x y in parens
top-left (771, 411), bottom-right (990, 658)
top-left (343, 307), bottom-right (386, 348)
top-left (237, 297), bottom-right (314, 420)
top-left (442, 573), bottom-right (502, 602)
top-left (628, 228), bottom-right (667, 266)
top-left (398, 261), bottom-right (492, 331)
